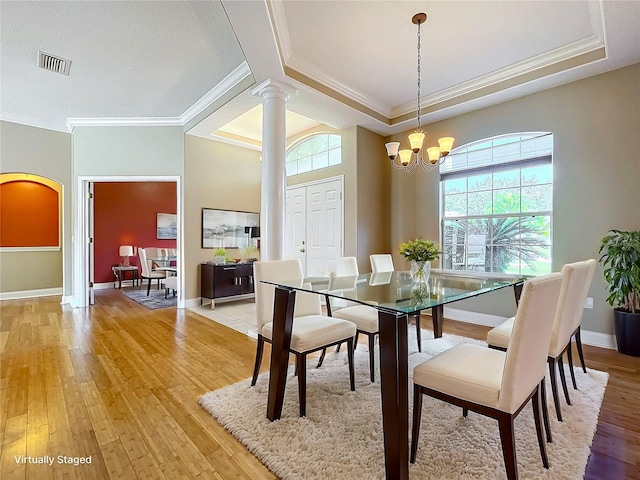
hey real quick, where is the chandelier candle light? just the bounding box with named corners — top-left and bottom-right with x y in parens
top-left (385, 13), bottom-right (454, 172)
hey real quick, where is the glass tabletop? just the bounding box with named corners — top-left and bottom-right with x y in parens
top-left (263, 269), bottom-right (528, 314)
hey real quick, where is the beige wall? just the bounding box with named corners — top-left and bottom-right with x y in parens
top-left (0, 121), bottom-right (71, 294)
top-left (183, 135), bottom-right (261, 300)
top-left (355, 126), bottom-right (391, 273)
top-left (386, 63), bottom-right (640, 334)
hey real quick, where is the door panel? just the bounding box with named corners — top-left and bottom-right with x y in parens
top-left (286, 187), bottom-right (307, 268)
top-left (287, 178), bottom-right (342, 277)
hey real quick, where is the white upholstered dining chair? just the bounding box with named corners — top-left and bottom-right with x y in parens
top-left (411, 271), bottom-right (563, 480)
top-left (369, 253), bottom-right (425, 352)
top-left (138, 247), bottom-right (167, 296)
top-left (251, 258), bottom-right (357, 417)
top-left (369, 254), bottom-right (395, 274)
top-left (328, 257), bottom-right (380, 381)
top-left (487, 259), bottom-right (596, 423)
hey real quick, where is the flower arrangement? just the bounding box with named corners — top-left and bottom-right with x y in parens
top-left (399, 238), bottom-right (440, 263)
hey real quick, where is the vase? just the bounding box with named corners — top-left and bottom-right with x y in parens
top-left (410, 260), bottom-right (431, 283)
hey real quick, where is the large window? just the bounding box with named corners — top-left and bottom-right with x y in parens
top-left (286, 133), bottom-right (341, 176)
top-left (440, 133), bottom-right (553, 275)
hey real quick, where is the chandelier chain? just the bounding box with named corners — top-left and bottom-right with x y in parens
top-left (416, 20), bottom-right (421, 130)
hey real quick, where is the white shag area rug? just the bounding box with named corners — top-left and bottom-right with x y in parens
top-left (199, 331), bottom-right (608, 480)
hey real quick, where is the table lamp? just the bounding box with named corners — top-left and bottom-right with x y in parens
top-left (119, 245), bottom-right (134, 266)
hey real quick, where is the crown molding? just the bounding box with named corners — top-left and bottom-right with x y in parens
top-left (269, 0), bottom-right (605, 126)
top-left (208, 133), bottom-right (262, 151)
top-left (179, 61), bottom-right (252, 124)
top-left (267, 0), bottom-right (293, 67)
top-left (66, 117), bottom-right (182, 132)
top-left (66, 61), bottom-right (252, 132)
top-left (392, 35), bottom-right (605, 118)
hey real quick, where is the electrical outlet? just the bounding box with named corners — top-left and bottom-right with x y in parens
top-left (584, 297), bottom-right (593, 309)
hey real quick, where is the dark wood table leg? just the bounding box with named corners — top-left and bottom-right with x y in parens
top-left (431, 304), bottom-right (443, 338)
top-left (513, 282), bottom-right (524, 306)
top-left (378, 309), bottom-right (409, 480)
top-left (267, 286), bottom-right (296, 421)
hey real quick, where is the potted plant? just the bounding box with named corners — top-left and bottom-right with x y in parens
top-left (598, 229), bottom-right (640, 357)
top-left (399, 238), bottom-right (440, 283)
top-left (214, 248), bottom-right (227, 265)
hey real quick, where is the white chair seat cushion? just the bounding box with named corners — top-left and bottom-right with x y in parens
top-left (413, 344), bottom-right (505, 409)
top-left (144, 271), bottom-right (166, 279)
top-left (332, 305), bottom-right (379, 333)
top-left (486, 316), bottom-right (515, 349)
top-left (261, 315), bottom-right (356, 353)
top-left (164, 276), bottom-right (178, 290)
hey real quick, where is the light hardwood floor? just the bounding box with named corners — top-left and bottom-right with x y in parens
top-left (1, 290), bottom-right (638, 479)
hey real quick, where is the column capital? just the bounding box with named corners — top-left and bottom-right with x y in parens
top-left (251, 78), bottom-right (297, 102)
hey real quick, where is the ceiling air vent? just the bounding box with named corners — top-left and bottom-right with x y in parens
top-left (38, 50), bottom-right (72, 76)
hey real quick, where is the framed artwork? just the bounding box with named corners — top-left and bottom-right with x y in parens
top-left (201, 208), bottom-right (259, 248)
top-left (157, 213), bottom-right (177, 240)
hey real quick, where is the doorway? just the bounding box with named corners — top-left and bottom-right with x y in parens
top-left (74, 175), bottom-right (181, 308)
top-left (285, 176), bottom-right (343, 276)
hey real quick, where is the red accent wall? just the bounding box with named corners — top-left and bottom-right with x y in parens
top-left (94, 182), bottom-right (176, 283)
top-left (0, 180), bottom-right (59, 247)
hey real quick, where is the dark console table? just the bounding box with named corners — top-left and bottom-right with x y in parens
top-left (200, 262), bottom-right (255, 309)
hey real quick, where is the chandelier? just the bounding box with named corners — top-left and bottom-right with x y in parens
top-left (385, 13), bottom-right (454, 172)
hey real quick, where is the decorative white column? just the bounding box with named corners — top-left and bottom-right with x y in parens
top-left (252, 79), bottom-right (296, 261)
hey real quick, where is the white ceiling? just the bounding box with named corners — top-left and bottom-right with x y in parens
top-left (1, 1), bottom-right (639, 145)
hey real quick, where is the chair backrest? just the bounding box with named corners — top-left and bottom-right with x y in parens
top-left (548, 259), bottom-right (597, 357)
top-left (370, 254), bottom-right (395, 273)
top-left (138, 248), bottom-right (153, 277)
top-left (253, 259), bottom-right (322, 333)
top-left (334, 257), bottom-right (359, 277)
top-left (498, 271), bottom-right (563, 413)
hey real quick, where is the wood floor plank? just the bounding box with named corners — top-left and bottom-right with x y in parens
top-left (1, 292), bottom-right (638, 479)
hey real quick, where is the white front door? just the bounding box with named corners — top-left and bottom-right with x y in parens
top-left (285, 186), bottom-right (307, 268)
top-left (286, 177), bottom-right (343, 276)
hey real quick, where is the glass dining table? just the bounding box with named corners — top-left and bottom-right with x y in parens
top-left (262, 269), bottom-right (528, 480)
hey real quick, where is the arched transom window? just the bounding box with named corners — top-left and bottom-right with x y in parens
top-left (286, 133), bottom-right (341, 176)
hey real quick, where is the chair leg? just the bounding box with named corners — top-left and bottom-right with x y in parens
top-left (532, 385), bottom-right (550, 469)
top-left (316, 348), bottom-right (327, 369)
top-left (463, 408), bottom-right (468, 418)
top-left (146, 278), bottom-right (152, 296)
top-left (540, 379), bottom-right (552, 443)
top-left (251, 335), bottom-right (265, 386)
top-left (497, 413), bottom-right (518, 480)
top-left (297, 353), bottom-right (307, 417)
top-left (575, 327), bottom-right (587, 373)
top-left (566, 343), bottom-right (578, 390)
top-left (415, 314), bottom-right (422, 352)
top-left (548, 357), bottom-right (563, 422)
top-left (353, 331), bottom-right (360, 350)
top-left (347, 337), bottom-right (355, 391)
top-left (558, 354), bottom-right (572, 406)
top-left (368, 333), bottom-right (376, 382)
top-left (410, 384), bottom-right (423, 464)
top-left (336, 342), bottom-right (342, 353)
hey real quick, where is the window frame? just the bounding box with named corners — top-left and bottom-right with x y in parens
top-left (439, 133), bottom-right (553, 276)
top-left (286, 133), bottom-right (342, 177)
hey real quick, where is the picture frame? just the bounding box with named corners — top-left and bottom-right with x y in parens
top-left (201, 208), bottom-right (259, 249)
top-left (156, 213), bottom-right (177, 240)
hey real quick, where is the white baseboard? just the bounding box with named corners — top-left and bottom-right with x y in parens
top-left (443, 307), bottom-right (616, 350)
top-left (443, 307), bottom-right (509, 328)
top-left (61, 295), bottom-right (72, 305)
top-left (94, 282), bottom-right (115, 290)
top-left (185, 297), bottom-right (203, 308)
top-left (578, 330), bottom-right (617, 350)
top-left (0, 287), bottom-right (63, 301)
